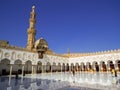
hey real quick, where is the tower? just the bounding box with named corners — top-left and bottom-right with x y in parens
top-left (27, 6), bottom-right (36, 50)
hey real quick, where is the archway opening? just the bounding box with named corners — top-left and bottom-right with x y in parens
top-left (46, 62), bottom-right (51, 73)
top-left (52, 62), bottom-right (56, 72)
top-left (86, 62), bottom-right (92, 72)
top-left (0, 59), bottom-right (10, 75)
top-left (109, 61), bottom-right (114, 71)
top-left (57, 63), bottom-right (61, 72)
top-left (95, 62), bottom-right (99, 72)
top-left (71, 63), bottom-right (74, 72)
top-left (100, 61), bottom-right (107, 72)
top-left (37, 61), bottom-right (42, 73)
top-left (118, 60), bottom-right (120, 72)
top-left (13, 60), bottom-right (22, 74)
top-left (62, 63), bottom-right (65, 72)
top-left (81, 62), bottom-right (85, 71)
top-left (66, 63), bottom-right (69, 72)
top-left (25, 60), bottom-right (32, 74)
top-left (75, 63), bottom-right (79, 72)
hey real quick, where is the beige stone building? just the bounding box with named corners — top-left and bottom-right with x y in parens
top-left (0, 6), bottom-right (120, 76)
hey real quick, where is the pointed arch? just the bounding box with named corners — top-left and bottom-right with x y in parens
top-left (71, 63), bottom-right (74, 71)
top-left (92, 61), bottom-right (99, 72)
top-left (107, 60), bottom-right (114, 71)
top-left (25, 60), bottom-right (32, 74)
top-left (75, 63), bottom-right (79, 71)
top-left (81, 62), bottom-right (85, 71)
top-left (100, 61), bottom-right (107, 72)
top-left (37, 61), bottom-right (42, 73)
top-left (46, 62), bottom-right (51, 72)
top-left (52, 62), bottom-right (56, 72)
top-left (13, 59), bottom-right (22, 74)
top-left (86, 62), bottom-right (92, 71)
top-left (0, 58), bottom-right (10, 75)
top-left (66, 63), bottom-right (69, 72)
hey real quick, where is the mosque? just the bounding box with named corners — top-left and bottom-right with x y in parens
top-left (0, 6), bottom-right (120, 76)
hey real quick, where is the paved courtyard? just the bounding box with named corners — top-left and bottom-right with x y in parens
top-left (0, 72), bottom-right (120, 90)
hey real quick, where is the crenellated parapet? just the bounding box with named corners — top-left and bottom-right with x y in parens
top-left (64, 49), bottom-right (120, 58)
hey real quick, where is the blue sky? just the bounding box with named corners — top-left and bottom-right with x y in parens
top-left (0, 0), bottom-right (120, 54)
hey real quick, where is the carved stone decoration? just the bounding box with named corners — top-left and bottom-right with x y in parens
top-left (4, 52), bottom-right (10, 58)
top-left (33, 54), bottom-right (36, 61)
top-left (28, 55), bottom-right (31, 60)
top-left (23, 53), bottom-right (26, 60)
top-left (17, 54), bottom-right (21, 58)
top-left (11, 52), bottom-right (16, 60)
top-left (35, 37), bottom-right (48, 59)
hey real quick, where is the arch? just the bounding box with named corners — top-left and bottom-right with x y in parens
top-left (57, 63), bottom-right (61, 72)
top-left (37, 61), bottom-right (42, 73)
top-left (13, 59), bottom-right (22, 74)
top-left (86, 62), bottom-right (92, 71)
top-left (92, 61), bottom-right (99, 72)
top-left (100, 61), bottom-right (107, 72)
top-left (25, 60), bottom-right (32, 74)
top-left (75, 63), bottom-right (79, 71)
top-left (1, 58), bottom-right (10, 64)
top-left (14, 59), bottom-right (22, 64)
top-left (4, 53), bottom-right (10, 58)
top-left (62, 63), bottom-right (65, 72)
top-left (81, 62), bottom-right (85, 71)
top-left (52, 62), bottom-right (56, 72)
top-left (116, 60), bottom-right (120, 72)
top-left (46, 62), bottom-right (51, 72)
top-left (107, 60), bottom-right (114, 71)
top-left (66, 63), bottom-right (69, 72)
top-left (71, 63), bottom-right (74, 71)
top-left (37, 61), bottom-right (42, 65)
top-left (0, 58), bottom-right (10, 75)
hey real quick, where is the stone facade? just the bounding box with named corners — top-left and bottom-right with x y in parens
top-left (0, 6), bottom-right (120, 76)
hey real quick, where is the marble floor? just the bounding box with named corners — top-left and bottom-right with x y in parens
top-left (0, 72), bottom-right (120, 90)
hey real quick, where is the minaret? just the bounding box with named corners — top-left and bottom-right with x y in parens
top-left (27, 6), bottom-right (36, 50)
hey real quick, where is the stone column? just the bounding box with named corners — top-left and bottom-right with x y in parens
top-left (44, 64), bottom-right (46, 73)
top-left (99, 64), bottom-right (101, 72)
top-left (32, 65), bottom-right (34, 74)
top-left (115, 63), bottom-right (118, 71)
top-left (33, 65), bottom-right (36, 74)
top-left (64, 65), bottom-right (66, 73)
top-left (61, 65), bottom-right (62, 73)
top-left (69, 65), bottom-right (71, 73)
top-left (36, 65), bottom-right (39, 73)
top-left (9, 65), bottom-right (13, 76)
top-left (22, 65), bottom-right (24, 76)
top-left (9, 65), bottom-right (13, 86)
top-left (107, 63), bottom-right (110, 72)
top-left (21, 65), bottom-right (24, 84)
top-left (42, 65), bottom-right (44, 73)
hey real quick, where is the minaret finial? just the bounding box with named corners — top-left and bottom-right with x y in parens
top-left (32, 5), bottom-right (35, 12)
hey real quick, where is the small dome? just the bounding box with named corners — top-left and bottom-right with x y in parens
top-left (35, 37), bottom-right (48, 51)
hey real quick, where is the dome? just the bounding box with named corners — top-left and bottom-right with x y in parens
top-left (35, 37), bottom-right (48, 51)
